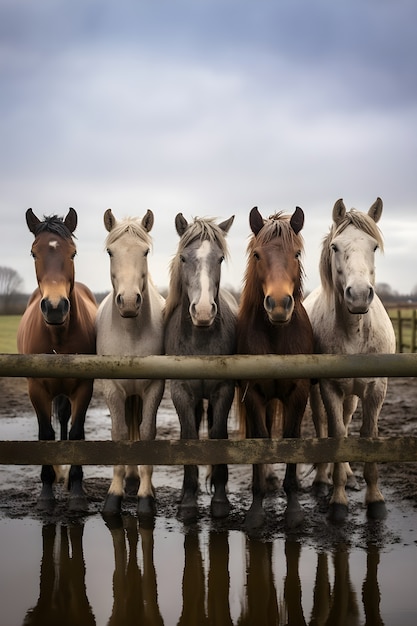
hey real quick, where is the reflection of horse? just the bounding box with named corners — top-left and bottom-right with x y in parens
top-left (23, 523), bottom-right (95, 626)
top-left (304, 198), bottom-right (396, 522)
top-left (237, 206), bottom-right (314, 529)
top-left (178, 531), bottom-right (233, 626)
top-left (104, 514), bottom-right (163, 626)
top-left (17, 208), bottom-right (97, 512)
top-left (96, 210), bottom-right (165, 518)
top-left (164, 214), bottom-right (237, 522)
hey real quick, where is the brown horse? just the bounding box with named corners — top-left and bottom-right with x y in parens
top-left (237, 206), bottom-right (314, 530)
top-left (17, 208), bottom-right (97, 512)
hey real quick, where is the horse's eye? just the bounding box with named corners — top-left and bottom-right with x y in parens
top-left (253, 251), bottom-right (260, 260)
top-left (106, 248), bottom-right (113, 258)
top-left (180, 255), bottom-right (186, 263)
top-left (30, 251), bottom-right (36, 259)
top-left (219, 255), bottom-right (224, 264)
top-left (71, 252), bottom-right (77, 260)
top-left (295, 251), bottom-right (301, 260)
top-left (330, 244), bottom-right (338, 253)
top-left (144, 248), bottom-right (150, 257)
top-left (374, 244), bottom-right (379, 252)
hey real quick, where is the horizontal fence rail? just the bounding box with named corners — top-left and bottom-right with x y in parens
top-left (1, 352), bottom-right (417, 379)
top-left (0, 437), bottom-right (416, 466)
top-left (1, 353), bottom-right (417, 466)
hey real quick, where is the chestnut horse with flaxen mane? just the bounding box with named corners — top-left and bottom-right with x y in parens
top-left (237, 206), bottom-right (314, 530)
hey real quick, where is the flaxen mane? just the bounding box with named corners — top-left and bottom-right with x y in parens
top-left (319, 208), bottom-right (384, 296)
top-left (104, 217), bottom-right (152, 249)
top-left (164, 217), bottom-right (230, 320)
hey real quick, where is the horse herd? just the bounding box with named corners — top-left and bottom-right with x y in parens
top-left (16, 199), bottom-right (395, 530)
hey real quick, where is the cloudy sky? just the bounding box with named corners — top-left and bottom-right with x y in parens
top-left (1, 0), bottom-right (417, 297)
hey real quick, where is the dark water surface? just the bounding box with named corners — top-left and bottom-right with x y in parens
top-left (0, 507), bottom-right (416, 626)
top-left (0, 408), bottom-right (416, 625)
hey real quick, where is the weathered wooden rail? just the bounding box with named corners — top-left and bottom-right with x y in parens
top-left (1, 353), bottom-right (417, 466)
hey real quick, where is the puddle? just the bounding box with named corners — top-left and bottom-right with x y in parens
top-left (0, 397), bottom-right (417, 624)
top-left (0, 509), bottom-right (416, 626)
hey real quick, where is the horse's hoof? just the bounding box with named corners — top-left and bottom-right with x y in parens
top-left (36, 497), bottom-right (55, 513)
top-left (137, 496), bottom-right (156, 520)
top-left (244, 507), bottom-right (266, 531)
top-left (177, 502), bottom-right (198, 524)
top-left (285, 503), bottom-right (305, 529)
top-left (68, 494), bottom-right (89, 513)
top-left (125, 475), bottom-right (140, 497)
top-left (367, 500), bottom-right (387, 520)
top-left (102, 512), bottom-right (124, 530)
top-left (328, 502), bottom-right (348, 524)
top-left (102, 493), bottom-right (123, 516)
top-left (210, 497), bottom-right (231, 519)
top-left (312, 481), bottom-right (331, 498)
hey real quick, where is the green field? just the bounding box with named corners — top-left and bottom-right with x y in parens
top-left (0, 316), bottom-right (20, 353)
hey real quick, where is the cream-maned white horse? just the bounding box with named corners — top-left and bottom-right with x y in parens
top-left (96, 209), bottom-right (165, 518)
top-left (304, 198), bottom-right (396, 523)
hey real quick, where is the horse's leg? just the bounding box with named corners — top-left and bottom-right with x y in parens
top-left (242, 387), bottom-right (269, 530)
top-left (282, 382), bottom-right (309, 529)
top-left (171, 380), bottom-right (200, 522)
top-left (207, 383), bottom-right (234, 518)
top-left (320, 379), bottom-right (349, 523)
top-left (360, 379), bottom-right (388, 520)
top-left (343, 396), bottom-right (359, 490)
top-left (264, 401), bottom-right (280, 491)
top-left (67, 380), bottom-right (94, 512)
top-left (102, 385), bottom-right (129, 516)
top-left (310, 382), bottom-right (332, 495)
top-left (28, 379), bottom-right (56, 510)
top-left (138, 380), bottom-right (164, 519)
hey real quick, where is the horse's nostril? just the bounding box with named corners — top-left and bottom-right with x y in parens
top-left (116, 294), bottom-right (123, 308)
top-left (283, 295), bottom-right (293, 311)
top-left (136, 293), bottom-right (142, 307)
top-left (265, 295), bottom-right (275, 311)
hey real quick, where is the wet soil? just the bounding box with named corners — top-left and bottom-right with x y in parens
top-left (0, 376), bottom-right (416, 550)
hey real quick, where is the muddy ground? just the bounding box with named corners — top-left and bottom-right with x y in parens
top-left (0, 376), bottom-right (416, 549)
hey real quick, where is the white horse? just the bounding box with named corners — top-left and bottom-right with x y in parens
top-left (303, 198), bottom-right (396, 523)
top-left (96, 209), bottom-right (165, 518)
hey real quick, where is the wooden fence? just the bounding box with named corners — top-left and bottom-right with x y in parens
top-left (389, 308), bottom-right (417, 352)
top-left (1, 353), bottom-right (417, 466)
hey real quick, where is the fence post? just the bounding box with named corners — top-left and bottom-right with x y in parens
top-left (397, 309), bottom-right (403, 352)
top-left (411, 309), bottom-right (416, 353)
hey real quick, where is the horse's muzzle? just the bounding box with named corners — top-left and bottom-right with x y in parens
top-left (344, 285), bottom-right (374, 314)
top-left (264, 294), bottom-right (294, 324)
top-left (40, 297), bottom-right (70, 325)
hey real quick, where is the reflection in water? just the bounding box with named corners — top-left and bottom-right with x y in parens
top-left (23, 523), bottom-right (95, 626)
top-left (104, 514), bottom-right (163, 626)
top-left (21, 517), bottom-right (385, 626)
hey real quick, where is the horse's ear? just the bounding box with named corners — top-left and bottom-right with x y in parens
top-left (290, 207), bottom-right (304, 234)
top-left (104, 209), bottom-right (117, 232)
top-left (249, 207), bottom-right (264, 235)
top-left (175, 213), bottom-right (188, 237)
top-left (142, 209), bottom-right (154, 233)
top-left (368, 197), bottom-right (383, 223)
top-left (218, 215), bottom-right (234, 234)
top-left (64, 207), bottom-right (77, 233)
top-left (332, 198), bottom-right (346, 226)
top-left (26, 208), bottom-right (40, 234)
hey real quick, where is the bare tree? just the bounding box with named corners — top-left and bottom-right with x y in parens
top-left (0, 266), bottom-right (23, 295)
top-left (0, 267), bottom-right (24, 313)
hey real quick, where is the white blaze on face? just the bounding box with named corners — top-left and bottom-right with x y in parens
top-left (49, 240), bottom-right (59, 249)
top-left (191, 240), bottom-right (216, 325)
